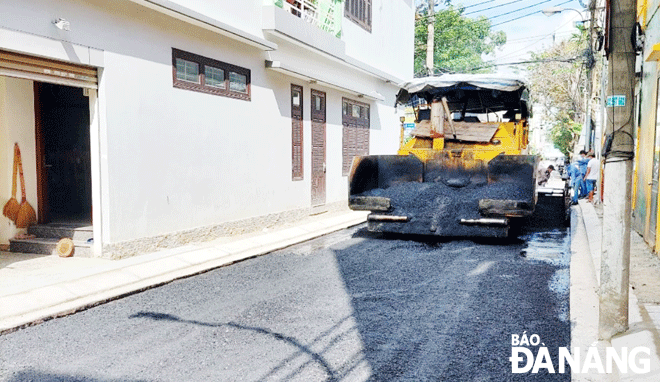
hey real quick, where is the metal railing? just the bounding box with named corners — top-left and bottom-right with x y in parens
top-left (282, 0), bottom-right (319, 25)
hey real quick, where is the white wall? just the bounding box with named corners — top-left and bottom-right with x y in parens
top-left (175, 0), bottom-right (265, 36)
top-left (0, 77), bottom-right (38, 244)
top-left (0, 0), bottom-right (407, 248)
top-left (342, 0), bottom-right (415, 81)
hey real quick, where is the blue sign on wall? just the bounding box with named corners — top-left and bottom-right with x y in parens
top-left (606, 95), bottom-right (626, 107)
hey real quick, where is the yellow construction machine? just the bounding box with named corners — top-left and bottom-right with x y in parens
top-left (349, 74), bottom-right (538, 237)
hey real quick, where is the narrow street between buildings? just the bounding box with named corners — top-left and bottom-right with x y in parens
top-left (1, 223), bottom-right (570, 381)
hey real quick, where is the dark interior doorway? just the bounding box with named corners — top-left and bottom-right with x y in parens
top-left (34, 82), bottom-right (92, 224)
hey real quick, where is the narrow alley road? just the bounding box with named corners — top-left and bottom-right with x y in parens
top-left (1, 224), bottom-right (570, 381)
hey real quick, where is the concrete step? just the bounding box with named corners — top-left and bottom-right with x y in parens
top-left (28, 224), bottom-right (93, 241)
top-left (9, 237), bottom-right (92, 257)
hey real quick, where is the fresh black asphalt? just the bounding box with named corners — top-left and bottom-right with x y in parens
top-left (1, 223), bottom-right (570, 381)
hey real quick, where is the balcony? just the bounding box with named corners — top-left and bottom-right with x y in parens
top-left (263, 0), bottom-right (345, 59)
top-left (271, 0), bottom-right (342, 37)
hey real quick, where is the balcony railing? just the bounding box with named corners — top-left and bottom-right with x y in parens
top-left (275, 0), bottom-right (343, 37)
top-left (283, 0), bottom-right (318, 24)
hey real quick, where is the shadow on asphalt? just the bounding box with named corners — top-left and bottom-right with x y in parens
top-left (129, 311), bottom-right (341, 381)
top-left (342, 214), bottom-right (571, 380)
top-left (2, 370), bottom-right (149, 382)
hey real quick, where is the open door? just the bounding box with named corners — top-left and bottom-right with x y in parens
top-left (34, 82), bottom-right (92, 224)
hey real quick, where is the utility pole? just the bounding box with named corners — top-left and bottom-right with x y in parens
top-left (598, 0), bottom-right (637, 340)
top-left (584, 1), bottom-right (596, 152)
top-left (426, 0), bottom-right (435, 76)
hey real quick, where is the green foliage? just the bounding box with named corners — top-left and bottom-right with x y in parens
top-left (527, 27), bottom-right (590, 156)
top-left (550, 115), bottom-right (582, 158)
top-left (414, 6), bottom-right (506, 75)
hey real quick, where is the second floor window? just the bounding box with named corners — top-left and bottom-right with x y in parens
top-left (345, 0), bottom-right (371, 32)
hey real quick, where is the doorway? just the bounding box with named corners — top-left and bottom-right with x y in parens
top-left (34, 82), bottom-right (92, 224)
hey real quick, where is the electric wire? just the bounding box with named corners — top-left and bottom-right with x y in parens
top-left (491, 0), bottom-right (574, 27)
top-left (493, 17), bottom-right (577, 62)
top-left (416, 0), bottom-right (564, 21)
top-left (462, 0), bottom-right (497, 10)
top-left (463, 0), bottom-right (523, 16)
top-left (488, 0), bottom-right (556, 20)
top-left (604, 24), bottom-right (635, 160)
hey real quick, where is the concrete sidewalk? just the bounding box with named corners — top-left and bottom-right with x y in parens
top-left (571, 200), bottom-right (660, 381)
top-left (0, 210), bottom-right (369, 334)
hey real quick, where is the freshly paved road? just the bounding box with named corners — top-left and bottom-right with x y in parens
top-left (1, 224), bottom-right (570, 381)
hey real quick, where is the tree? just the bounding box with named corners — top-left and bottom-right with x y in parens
top-left (414, 4), bottom-right (506, 75)
top-left (550, 116), bottom-right (582, 158)
top-left (527, 28), bottom-right (592, 157)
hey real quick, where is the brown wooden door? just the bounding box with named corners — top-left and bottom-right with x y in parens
top-left (311, 89), bottom-right (326, 206)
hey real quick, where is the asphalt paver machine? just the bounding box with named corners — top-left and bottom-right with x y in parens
top-left (349, 74), bottom-right (539, 238)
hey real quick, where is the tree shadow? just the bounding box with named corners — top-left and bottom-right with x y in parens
top-left (129, 311), bottom-right (343, 381)
top-left (333, 228), bottom-right (572, 380)
top-left (2, 369), bottom-right (150, 382)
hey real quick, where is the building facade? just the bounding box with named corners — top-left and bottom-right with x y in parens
top-left (632, 0), bottom-right (660, 249)
top-left (0, 0), bottom-right (414, 258)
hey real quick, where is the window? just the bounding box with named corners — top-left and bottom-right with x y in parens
top-left (229, 72), bottom-right (247, 93)
top-left (344, 0), bottom-right (372, 32)
top-left (342, 98), bottom-right (370, 175)
top-left (292, 85), bottom-right (304, 180)
top-left (172, 48), bottom-right (250, 100)
top-left (176, 59), bottom-right (199, 83)
top-left (205, 66), bottom-right (225, 89)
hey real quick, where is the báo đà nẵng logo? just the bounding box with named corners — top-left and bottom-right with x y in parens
top-left (509, 332), bottom-right (651, 374)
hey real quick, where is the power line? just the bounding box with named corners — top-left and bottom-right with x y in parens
top-left (491, 0), bottom-right (573, 27)
top-left (488, 0), bottom-right (555, 20)
top-left (493, 15), bottom-right (577, 60)
top-left (462, 0), bottom-right (496, 10)
top-left (507, 31), bottom-right (573, 43)
top-left (464, 0), bottom-right (523, 16)
top-left (416, 0), bottom-right (495, 20)
top-left (416, 0), bottom-right (577, 23)
top-left (467, 56), bottom-right (581, 72)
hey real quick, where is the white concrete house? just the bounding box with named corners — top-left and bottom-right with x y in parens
top-left (0, 0), bottom-right (414, 258)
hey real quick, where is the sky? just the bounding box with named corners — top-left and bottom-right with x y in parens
top-left (428, 0), bottom-right (588, 76)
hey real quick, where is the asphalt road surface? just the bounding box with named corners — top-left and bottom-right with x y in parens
top-left (1, 223), bottom-right (570, 381)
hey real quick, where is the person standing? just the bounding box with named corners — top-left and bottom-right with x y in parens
top-left (584, 151), bottom-right (600, 203)
top-left (567, 160), bottom-right (581, 205)
top-left (576, 150), bottom-right (589, 198)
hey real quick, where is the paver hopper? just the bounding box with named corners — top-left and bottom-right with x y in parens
top-left (349, 74), bottom-right (539, 237)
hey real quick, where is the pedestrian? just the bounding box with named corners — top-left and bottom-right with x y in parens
top-left (567, 160), bottom-right (581, 205)
top-left (584, 151), bottom-right (599, 203)
top-left (576, 150), bottom-right (589, 198)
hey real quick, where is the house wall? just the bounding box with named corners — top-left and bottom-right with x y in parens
top-left (0, 77), bottom-right (38, 244)
top-left (634, 2), bottom-right (660, 247)
top-left (0, 0), bottom-right (408, 256)
top-left (342, 0), bottom-right (415, 81)
top-left (167, 0), bottom-right (265, 37)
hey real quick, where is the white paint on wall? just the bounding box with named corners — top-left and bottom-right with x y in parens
top-left (342, 0), bottom-right (415, 81)
top-left (0, 77), bottom-right (38, 244)
top-left (0, 0), bottom-right (412, 252)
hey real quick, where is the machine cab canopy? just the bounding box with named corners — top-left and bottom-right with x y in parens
top-left (396, 74), bottom-right (530, 121)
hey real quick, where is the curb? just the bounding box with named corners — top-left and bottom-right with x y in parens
top-left (0, 212), bottom-right (368, 334)
top-left (579, 200), bottom-right (602, 283)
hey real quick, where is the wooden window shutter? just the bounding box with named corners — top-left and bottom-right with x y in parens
top-left (342, 98), bottom-right (370, 176)
top-left (292, 85), bottom-right (304, 180)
